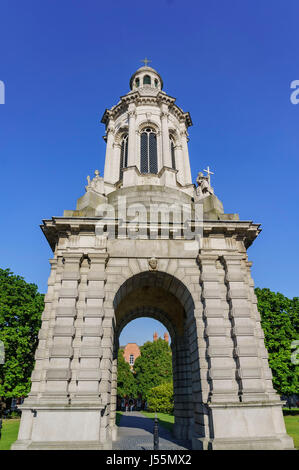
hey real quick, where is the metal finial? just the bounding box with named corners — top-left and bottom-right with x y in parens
top-left (141, 57), bottom-right (152, 67)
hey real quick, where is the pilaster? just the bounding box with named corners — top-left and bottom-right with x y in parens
top-left (221, 254), bottom-right (274, 402)
top-left (103, 122), bottom-right (115, 183)
top-left (70, 252), bottom-right (108, 405)
top-left (160, 104), bottom-right (171, 168)
top-left (198, 254), bottom-right (239, 403)
top-left (180, 126), bottom-right (192, 185)
top-left (42, 251), bottom-right (82, 404)
top-left (127, 104), bottom-right (136, 167)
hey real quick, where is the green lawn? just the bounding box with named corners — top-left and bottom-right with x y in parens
top-left (142, 412), bottom-right (299, 449)
top-left (284, 415), bottom-right (299, 449)
top-left (141, 411), bottom-right (174, 433)
top-left (0, 419), bottom-right (20, 450)
top-left (0, 414), bottom-right (298, 450)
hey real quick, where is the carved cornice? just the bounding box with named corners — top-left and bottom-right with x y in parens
top-left (41, 217), bottom-right (261, 252)
top-left (101, 90), bottom-right (192, 128)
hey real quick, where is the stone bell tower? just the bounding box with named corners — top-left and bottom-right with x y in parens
top-left (12, 62), bottom-right (294, 450)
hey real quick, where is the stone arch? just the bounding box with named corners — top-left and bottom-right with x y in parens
top-left (104, 265), bottom-right (203, 441)
top-left (168, 127), bottom-right (180, 144)
top-left (116, 306), bottom-right (177, 344)
top-left (114, 126), bottom-right (129, 145)
top-left (137, 120), bottom-right (160, 135)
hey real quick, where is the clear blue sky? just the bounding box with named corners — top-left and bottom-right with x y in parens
top-left (0, 1), bottom-right (298, 346)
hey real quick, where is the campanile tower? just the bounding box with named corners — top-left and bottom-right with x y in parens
top-left (12, 63), bottom-right (293, 450)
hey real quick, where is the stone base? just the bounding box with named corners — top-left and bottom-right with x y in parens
top-left (192, 435), bottom-right (294, 450)
top-left (192, 401), bottom-right (294, 450)
top-left (11, 403), bottom-right (110, 450)
top-left (11, 440), bottom-right (112, 450)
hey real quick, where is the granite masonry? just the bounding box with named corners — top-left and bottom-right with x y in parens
top-left (12, 64), bottom-right (294, 450)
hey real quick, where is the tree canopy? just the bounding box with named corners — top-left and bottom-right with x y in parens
top-left (117, 349), bottom-right (137, 398)
top-left (133, 338), bottom-right (172, 399)
top-left (147, 381), bottom-right (174, 413)
top-left (0, 268), bottom-right (44, 398)
top-left (255, 288), bottom-right (299, 396)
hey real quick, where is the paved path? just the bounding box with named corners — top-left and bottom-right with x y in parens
top-left (112, 411), bottom-right (191, 450)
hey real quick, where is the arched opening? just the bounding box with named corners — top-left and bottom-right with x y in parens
top-left (140, 128), bottom-right (158, 174)
top-left (117, 317), bottom-right (172, 413)
top-left (143, 75), bottom-right (151, 85)
top-left (109, 271), bottom-right (198, 441)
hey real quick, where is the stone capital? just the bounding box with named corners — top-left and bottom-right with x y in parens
top-left (197, 254), bottom-right (219, 265)
top-left (88, 252), bottom-right (109, 264)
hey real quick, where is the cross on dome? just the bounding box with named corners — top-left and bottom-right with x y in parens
top-left (141, 57), bottom-right (152, 67)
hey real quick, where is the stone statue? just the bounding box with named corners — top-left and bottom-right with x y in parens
top-left (196, 171), bottom-right (214, 198)
top-left (86, 170), bottom-right (104, 194)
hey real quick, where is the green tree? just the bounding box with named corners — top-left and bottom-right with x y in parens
top-left (117, 349), bottom-right (137, 398)
top-left (133, 338), bottom-right (172, 399)
top-left (147, 381), bottom-right (174, 413)
top-left (0, 268), bottom-right (44, 399)
top-left (256, 288), bottom-right (299, 396)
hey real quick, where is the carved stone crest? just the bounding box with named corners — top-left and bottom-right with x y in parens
top-left (148, 257), bottom-right (158, 271)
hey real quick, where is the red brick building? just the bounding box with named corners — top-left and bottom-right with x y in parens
top-left (123, 343), bottom-right (141, 369)
top-left (121, 331), bottom-right (169, 369)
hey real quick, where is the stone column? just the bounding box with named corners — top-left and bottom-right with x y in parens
top-left (127, 104), bottom-right (136, 167)
top-left (160, 104), bottom-right (172, 168)
top-left (174, 143), bottom-right (185, 185)
top-left (42, 251), bottom-right (82, 403)
top-left (222, 254), bottom-right (275, 402)
top-left (71, 253), bottom-right (107, 405)
top-left (113, 142), bottom-right (122, 182)
top-left (245, 260), bottom-right (278, 400)
top-left (103, 123), bottom-right (115, 184)
top-left (180, 126), bottom-right (192, 185)
top-left (198, 254), bottom-right (239, 403)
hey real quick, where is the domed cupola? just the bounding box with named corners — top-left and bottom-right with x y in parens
top-left (101, 60), bottom-right (193, 196)
top-left (130, 65), bottom-right (163, 91)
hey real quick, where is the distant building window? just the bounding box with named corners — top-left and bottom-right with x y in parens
top-left (154, 79), bottom-right (158, 88)
top-left (119, 134), bottom-right (128, 179)
top-left (135, 78), bottom-right (140, 87)
top-left (140, 128), bottom-right (158, 174)
top-left (143, 75), bottom-right (151, 85)
top-left (129, 354), bottom-right (134, 365)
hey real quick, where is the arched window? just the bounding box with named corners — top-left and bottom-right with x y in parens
top-left (170, 136), bottom-right (176, 170)
top-left (140, 128), bottom-right (158, 174)
top-left (119, 134), bottom-right (128, 179)
top-left (154, 79), bottom-right (158, 88)
top-left (135, 78), bottom-right (140, 88)
top-left (143, 75), bottom-right (151, 85)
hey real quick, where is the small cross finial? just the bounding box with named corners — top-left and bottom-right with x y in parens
top-left (141, 57), bottom-right (152, 67)
top-left (203, 166), bottom-right (214, 185)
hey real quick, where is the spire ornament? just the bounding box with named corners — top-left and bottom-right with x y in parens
top-left (141, 57), bottom-right (152, 67)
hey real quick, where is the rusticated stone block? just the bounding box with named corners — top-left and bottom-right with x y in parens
top-left (53, 325), bottom-right (75, 337)
top-left (46, 369), bottom-right (71, 381)
top-left (80, 346), bottom-right (103, 357)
